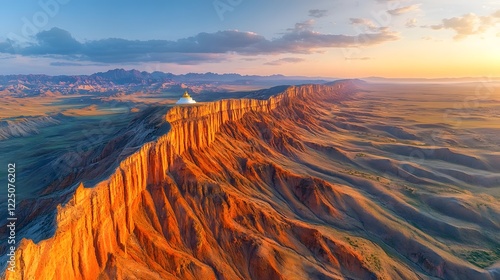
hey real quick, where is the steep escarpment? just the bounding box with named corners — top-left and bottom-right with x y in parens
top-left (3, 81), bottom-right (499, 279)
top-left (2, 82), bottom-right (352, 280)
top-left (0, 106), bottom-right (170, 262)
top-left (164, 83), bottom-right (344, 154)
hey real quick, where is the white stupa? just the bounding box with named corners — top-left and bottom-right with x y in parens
top-left (176, 91), bottom-right (196, 104)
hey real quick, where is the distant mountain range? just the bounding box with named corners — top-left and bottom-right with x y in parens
top-left (3, 69), bottom-right (496, 97)
top-left (0, 69), bottom-right (332, 96)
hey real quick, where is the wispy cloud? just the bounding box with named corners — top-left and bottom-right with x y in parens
top-left (265, 57), bottom-right (305, 65)
top-left (350, 18), bottom-right (381, 32)
top-left (387, 4), bottom-right (420, 15)
top-left (287, 20), bottom-right (316, 32)
top-left (0, 22), bottom-right (399, 65)
top-left (405, 18), bottom-right (418, 28)
top-left (50, 61), bottom-right (109, 67)
top-left (309, 9), bottom-right (328, 18)
top-left (50, 62), bottom-right (84, 66)
top-left (427, 10), bottom-right (500, 39)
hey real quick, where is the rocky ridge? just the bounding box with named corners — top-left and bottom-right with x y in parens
top-left (3, 81), bottom-right (498, 279)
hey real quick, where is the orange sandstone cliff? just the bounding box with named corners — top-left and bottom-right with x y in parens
top-left (3, 82), bottom-right (497, 279)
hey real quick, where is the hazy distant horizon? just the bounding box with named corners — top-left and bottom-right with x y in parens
top-left (2, 68), bottom-right (500, 83)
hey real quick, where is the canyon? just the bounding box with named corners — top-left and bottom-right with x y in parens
top-left (2, 81), bottom-right (500, 279)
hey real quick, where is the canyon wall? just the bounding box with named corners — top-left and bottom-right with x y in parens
top-left (3, 82), bottom-right (354, 280)
top-left (5, 80), bottom-right (494, 280)
top-left (164, 83), bottom-right (344, 155)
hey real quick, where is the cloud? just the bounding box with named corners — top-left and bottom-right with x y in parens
top-left (50, 62), bottom-right (84, 66)
top-left (265, 57), bottom-right (305, 65)
top-left (30, 28), bottom-right (81, 55)
top-left (288, 20), bottom-right (315, 32)
top-left (309, 9), bottom-right (328, 18)
top-left (0, 25), bottom-right (399, 64)
top-left (428, 10), bottom-right (500, 39)
top-left (50, 61), bottom-right (109, 67)
top-left (420, 36), bottom-right (441, 42)
top-left (387, 4), bottom-right (420, 15)
top-left (241, 57), bottom-right (260, 61)
top-left (0, 41), bottom-right (16, 54)
top-left (350, 18), bottom-right (380, 32)
top-left (405, 18), bottom-right (418, 28)
top-left (0, 54), bottom-right (17, 60)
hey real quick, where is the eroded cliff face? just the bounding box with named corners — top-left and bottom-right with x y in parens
top-left (164, 84), bottom-right (340, 155)
top-left (2, 84), bottom-right (342, 280)
top-left (3, 81), bottom-right (496, 280)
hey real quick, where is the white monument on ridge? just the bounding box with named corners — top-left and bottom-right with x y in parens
top-left (176, 91), bottom-right (196, 104)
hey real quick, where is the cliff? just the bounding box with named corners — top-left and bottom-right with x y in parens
top-left (3, 81), bottom-right (496, 280)
top-left (164, 84), bottom-right (343, 154)
top-left (3, 83), bottom-right (350, 279)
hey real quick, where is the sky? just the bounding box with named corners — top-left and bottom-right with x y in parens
top-left (0, 0), bottom-right (499, 78)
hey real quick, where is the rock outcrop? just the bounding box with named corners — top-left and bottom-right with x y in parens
top-left (3, 81), bottom-right (497, 280)
top-left (2, 83), bottom-right (355, 279)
